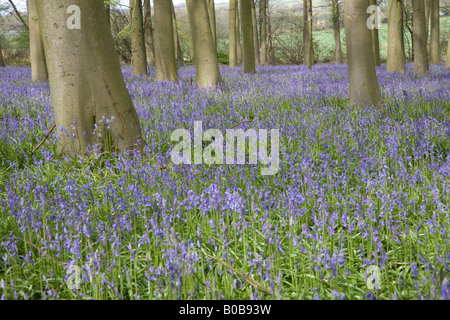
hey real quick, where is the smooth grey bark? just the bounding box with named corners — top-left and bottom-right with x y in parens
top-left (186, 0), bottom-right (222, 88)
top-left (36, 0), bottom-right (145, 156)
top-left (236, 4), bottom-right (243, 65)
top-left (303, 0), bottom-right (313, 68)
top-left (425, 0), bottom-right (430, 37)
top-left (332, 0), bottom-right (342, 64)
top-left (369, 0), bottom-right (381, 66)
top-left (28, 0), bottom-right (48, 82)
top-left (267, 0), bottom-right (275, 64)
top-left (446, 31), bottom-right (450, 68)
top-left (207, 0), bottom-right (217, 47)
top-left (260, 0), bottom-right (267, 65)
top-left (143, 0), bottom-right (155, 66)
top-left (229, 0), bottom-right (238, 68)
top-left (240, 0), bottom-right (256, 73)
top-left (387, 0), bottom-right (405, 72)
top-left (429, 0), bottom-right (440, 64)
top-left (130, 0), bottom-right (148, 76)
top-left (413, 0), bottom-right (429, 75)
top-left (251, 0), bottom-right (260, 66)
top-left (154, 0), bottom-right (178, 81)
top-left (343, 0), bottom-right (383, 108)
top-left (171, 2), bottom-right (184, 66)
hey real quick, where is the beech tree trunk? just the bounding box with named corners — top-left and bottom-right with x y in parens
top-left (332, 0), bottom-right (342, 64)
top-left (229, 0), bottom-right (237, 68)
top-left (154, 0), bottom-right (178, 81)
top-left (369, 0), bottom-right (381, 66)
top-left (446, 31), bottom-right (450, 68)
top-left (303, 0), bottom-right (313, 69)
top-left (171, 2), bottom-right (184, 66)
top-left (343, 0), bottom-right (383, 109)
top-left (143, 0), bottom-right (155, 66)
top-left (236, 4), bottom-right (243, 65)
top-left (267, 0), bottom-right (275, 64)
top-left (260, 0), bottom-right (267, 65)
top-left (130, 0), bottom-right (148, 76)
top-left (186, 0), bottom-right (222, 88)
top-left (413, 0), bottom-right (429, 75)
top-left (429, 0), bottom-right (440, 65)
top-left (36, 0), bottom-right (145, 156)
top-left (240, 0), bottom-right (256, 73)
top-left (28, 0), bottom-right (48, 82)
top-left (387, 0), bottom-right (405, 72)
top-left (251, 0), bottom-right (260, 66)
top-left (207, 0), bottom-right (217, 48)
top-left (425, 0), bottom-right (430, 38)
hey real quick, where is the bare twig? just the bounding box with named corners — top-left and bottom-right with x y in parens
top-left (229, 119), bottom-right (254, 130)
top-left (7, 0), bottom-right (29, 31)
top-left (32, 123), bottom-right (56, 154)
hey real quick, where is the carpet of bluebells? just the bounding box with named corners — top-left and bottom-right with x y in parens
top-left (0, 64), bottom-right (450, 300)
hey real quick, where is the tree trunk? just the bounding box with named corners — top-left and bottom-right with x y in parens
top-left (236, 4), bottom-right (243, 65)
top-left (425, 0), bottom-right (430, 38)
top-left (260, 0), bottom-right (267, 65)
top-left (186, 0), bottom-right (222, 88)
top-left (267, 0), bottom-right (275, 64)
top-left (332, 0), bottom-right (342, 64)
top-left (240, 0), bottom-right (256, 73)
top-left (387, 0), bottom-right (405, 72)
top-left (171, 2), bottom-right (184, 66)
top-left (369, 0), bottom-right (381, 66)
top-left (130, 0), bottom-right (148, 76)
top-left (28, 0), bottom-right (48, 82)
top-left (105, 2), bottom-right (111, 29)
top-left (229, 0), bottom-right (237, 68)
top-left (413, 0), bottom-right (429, 75)
top-left (154, 0), bottom-right (178, 81)
top-left (36, 0), bottom-right (145, 156)
top-left (446, 31), bottom-right (450, 68)
top-left (251, 0), bottom-right (260, 66)
top-left (143, 0), bottom-right (155, 66)
top-left (429, 0), bottom-right (440, 65)
top-left (343, 0), bottom-right (382, 109)
top-left (303, 0), bottom-right (313, 69)
top-left (207, 0), bottom-right (217, 48)
top-left (0, 41), bottom-right (5, 67)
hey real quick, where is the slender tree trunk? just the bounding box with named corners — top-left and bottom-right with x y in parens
top-left (251, 0), bottom-right (260, 66)
top-left (28, 0), bottom-right (48, 81)
top-left (446, 31), bottom-right (450, 68)
top-left (0, 41), bottom-right (5, 67)
top-left (207, 0), bottom-right (217, 48)
top-left (260, 0), bottom-right (267, 65)
top-left (369, 0), bottom-right (381, 66)
top-left (267, 0), bottom-right (275, 64)
top-left (425, 0), bottom-right (430, 37)
top-left (343, 0), bottom-right (382, 109)
top-left (413, 0), bottom-right (429, 75)
top-left (429, 0), bottom-right (440, 64)
top-left (236, 4), bottom-right (243, 65)
top-left (105, 3), bottom-right (111, 29)
top-left (186, 0), bottom-right (222, 88)
top-left (36, 0), bottom-right (145, 156)
top-left (240, 0), bottom-right (256, 73)
top-left (143, 0), bottom-right (155, 66)
top-left (171, 2), bottom-right (184, 66)
top-left (229, 0), bottom-right (237, 68)
top-left (303, 0), bottom-right (313, 68)
top-left (332, 0), bottom-right (342, 64)
top-left (154, 0), bottom-right (177, 81)
top-left (387, 0), bottom-right (405, 72)
top-left (130, 0), bottom-right (148, 76)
